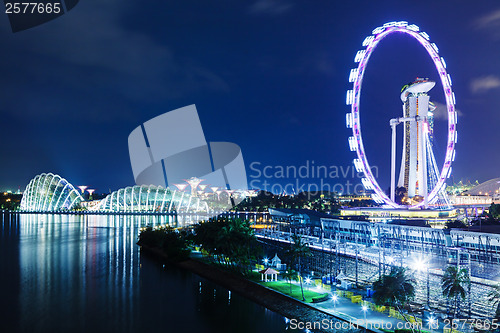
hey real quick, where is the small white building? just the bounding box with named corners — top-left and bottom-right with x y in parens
top-left (259, 268), bottom-right (279, 282)
top-left (336, 271), bottom-right (352, 290)
top-left (271, 253), bottom-right (283, 270)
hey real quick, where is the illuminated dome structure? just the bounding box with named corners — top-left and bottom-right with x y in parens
top-left (95, 185), bottom-right (209, 213)
top-left (465, 178), bottom-right (500, 196)
top-left (20, 173), bottom-right (84, 211)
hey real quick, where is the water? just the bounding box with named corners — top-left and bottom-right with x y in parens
top-left (0, 213), bottom-right (290, 333)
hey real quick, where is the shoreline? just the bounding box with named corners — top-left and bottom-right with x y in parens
top-left (139, 245), bottom-right (376, 333)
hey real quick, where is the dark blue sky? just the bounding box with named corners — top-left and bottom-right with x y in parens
top-left (1, 0), bottom-right (499, 194)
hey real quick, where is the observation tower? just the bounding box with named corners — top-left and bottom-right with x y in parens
top-left (390, 78), bottom-right (436, 206)
top-left (389, 78), bottom-right (451, 208)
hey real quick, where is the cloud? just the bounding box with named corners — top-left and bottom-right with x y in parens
top-left (249, 0), bottom-right (293, 15)
top-left (474, 9), bottom-right (500, 29)
top-left (473, 9), bottom-right (500, 39)
top-left (470, 75), bottom-right (500, 93)
top-left (433, 102), bottom-right (463, 120)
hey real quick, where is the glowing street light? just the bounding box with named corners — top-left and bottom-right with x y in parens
top-left (428, 316), bottom-right (437, 330)
top-left (413, 256), bottom-right (430, 307)
top-left (362, 304), bottom-right (368, 331)
top-left (413, 256), bottom-right (426, 272)
top-left (332, 294), bottom-right (338, 311)
top-left (263, 257), bottom-right (269, 265)
top-left (304, 277), bottom-right (312, 291)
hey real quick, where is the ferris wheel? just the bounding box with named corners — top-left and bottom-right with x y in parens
top-left (345, 21), bottom-right (457, 208)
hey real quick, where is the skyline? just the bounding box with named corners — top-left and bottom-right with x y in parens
top-left (1, 1), bottom-right (500, 194)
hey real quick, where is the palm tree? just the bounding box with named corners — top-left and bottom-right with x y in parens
top-left (441, 265), bottom-right (470, 318)
top-left (373, 266), bottom-right (416, 307)
top-left (219, 218), bottom-right (259, 273)
top-left (282, 269), bottom-right (297, 295)
top-left (488, 283), bottom-right (500, 319)
top-left (372, 266), bottom-right (416, 329)
top-left (285, 234), bottom-right (311, 301)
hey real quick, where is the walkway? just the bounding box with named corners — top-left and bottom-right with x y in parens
top-left (278, 280), bottom-right (468, 333)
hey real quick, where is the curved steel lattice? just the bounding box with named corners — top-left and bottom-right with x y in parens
top-left (20, 173), bottom-right (84, 211)
top-left (96, 185), bottom-right (209, 213)
top-left (346, 21), bottom-right (457, 208)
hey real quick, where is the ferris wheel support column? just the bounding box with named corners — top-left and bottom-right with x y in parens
top-left (422, 122), bottom-right (429, 208)
top-left (390, 120), bottom-right (398, 202)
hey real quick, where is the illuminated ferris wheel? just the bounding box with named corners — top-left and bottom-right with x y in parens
top-left (345, 21), bottom-right (457, 209)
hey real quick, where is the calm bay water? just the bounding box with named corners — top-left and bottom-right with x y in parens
top-left (0, 213), bottom-right (290, 333)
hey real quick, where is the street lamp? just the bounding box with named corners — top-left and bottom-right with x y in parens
top-left (362, 305), bottom-right (368, 332)
top-left (427, 316), bottom-right (437, 331)
top-left (413, 256), bottom-right (426, 271)
top-left (332, 294), bottom-right (338, 311)
top-left (413, 256), bottom-right (430, 307)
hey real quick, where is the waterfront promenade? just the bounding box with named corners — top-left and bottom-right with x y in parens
top-left (263, 278), bottom-right (460, 333)
top-left (255, 228), bottom-right (498, 319)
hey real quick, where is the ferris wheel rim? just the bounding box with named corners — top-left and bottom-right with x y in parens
top-left (346, 21), bottom-right (457, 208)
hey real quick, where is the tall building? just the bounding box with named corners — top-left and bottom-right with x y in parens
top-left (397, 78), bottom-right (435, 201)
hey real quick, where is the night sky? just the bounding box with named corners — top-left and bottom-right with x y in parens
top-left (1, 0), bottom-right (499, 194)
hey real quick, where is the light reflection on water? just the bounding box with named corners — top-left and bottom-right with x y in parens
top-left (0, 213), bottom-right (289, 333)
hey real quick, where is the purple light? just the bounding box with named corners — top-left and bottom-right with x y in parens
top-left (347, 22), bottom-right (456, 208)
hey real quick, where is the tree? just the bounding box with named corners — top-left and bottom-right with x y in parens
top-left (194, 217), bottom-right (261, 274)
top-left (194, 218), bottom-right (225, 256)
top-left (373, 266), bottom-right (415, 307)
top-left (395, 186), bottom-right (407, 205)
top-left (282, 269), bottom-right (297, 295)
top-left (445, 220), bottom-right (467, 230)
top-left (441, 265), bottom-right (470, 318)
top-left (220, 218), bottom-right (261, 273)
top-left (372, 267), bottom-right (416, 328)
top-left (488, 283), bottom-right (500, 319)
top-left (489, 203), bottom-right (500, 220)
top-left (285, 234), bottom-right (311, 301)
top-left (138, 226), bottom-right (191, 261)
top-left (386, 186), bottom-right (407, 205)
